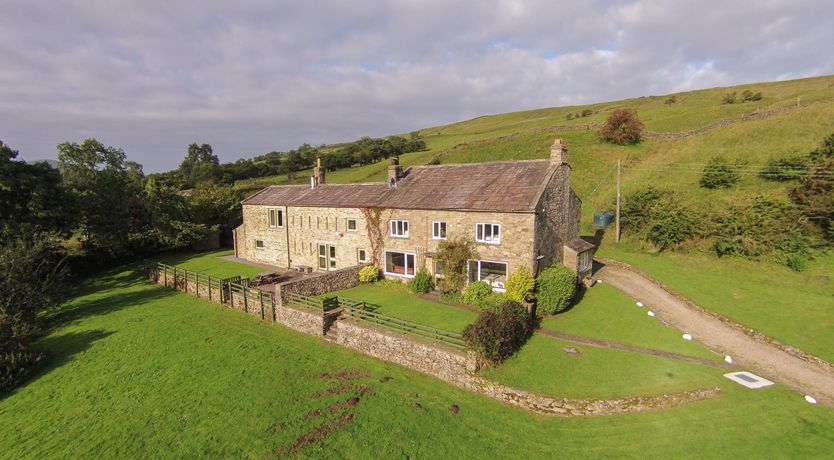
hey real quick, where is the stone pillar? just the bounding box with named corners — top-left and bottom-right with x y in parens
top-left (550, 138), bottom-right (568, 165)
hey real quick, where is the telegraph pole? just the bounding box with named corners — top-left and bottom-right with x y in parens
top-left (614, 159), bottom-right (620, 243)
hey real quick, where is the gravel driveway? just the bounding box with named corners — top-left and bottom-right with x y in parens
top-left (595, 259), bottom-right (834, 407)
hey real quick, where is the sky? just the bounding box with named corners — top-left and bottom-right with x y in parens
top-left (2, 1), bottom-right (833, 172)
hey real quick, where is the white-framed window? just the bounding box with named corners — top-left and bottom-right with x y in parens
top-left (255, 240), bottom-right (265, 249)
top-left (384, 251), bottom-right (416, 278)
top-left (357, 248), bottom-right (368, 264)
top-left (579, 250), bottom-right (592, 272)
top-left (268, 208), bottom-right (283, 228)
top-left (347, 219), bottom-right (357, 231)
top-left (432, 221), bottom-right (447, 240)
top-left (390, 219), bottom-right (409, 238)
top-left (468, 260), bottom-right (508, 292)
top-left (475, 223), bottom-right (501, 244)
top-left (318, 243), bottom-right (337, 270)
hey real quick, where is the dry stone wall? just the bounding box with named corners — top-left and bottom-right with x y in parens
top-left (276, 264), bottom-right (367, 305)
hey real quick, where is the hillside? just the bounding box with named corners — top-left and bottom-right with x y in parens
top-left (234, 74), bottom-right (834, 363)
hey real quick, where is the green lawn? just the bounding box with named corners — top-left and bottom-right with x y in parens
top-left (2, 266), bottom-right (834, 458)
top-left (541, 283), bottom-right (721, 361)
top-left (326, 283), bottom-right (477, 333)
top-left (157, 249), bottom-right (265, 279)
top-left (481, 334), bottom-right (721, 399)
top-left (597, 244), bottom-right (834, 364)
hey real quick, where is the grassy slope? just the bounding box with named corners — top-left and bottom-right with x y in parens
top-left (158, 249), bottom-right (266, 278)
top-left (541, 283), bottom-right (720, 361)
top-left (235, 75), bottom-right (834, 363)
top-left (2, 267), bottom-right (833, 458)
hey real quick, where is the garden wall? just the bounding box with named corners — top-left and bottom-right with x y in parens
top-left (275, 305), bottom-right (328, 336)
top-left (331, 320), bottom-right (478, 386)
top-left (275, 264), bottom-right (368, 306)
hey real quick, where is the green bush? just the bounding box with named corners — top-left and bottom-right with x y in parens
top-left (785, 254), bottom-right (807, 272)
top-left (535, 265), bottom-right (577, 315)
top-left (621, 187), bottom-right (702, 250)
top-left (700, 157), bottom-right (740, 189)
top-left (482, 292), bottom-right (511, 312)
top-left (463, 281), bottom-right (494, 309)
top-left (721, 92), bottom-right (737, 104)
top-left (712, 196), bottom-right (809, 263)
top-left (358, 265), bottom-right (379, 283)
top-left (621, 187), bottom-right (663, 234)
top-left (504, 266), bottom-right (535, 304)
top-left (759, 156), bottom-right (808, 181)
top-left (462, 300), bottom-right (531, 363)
top-left (434, 238), bottom-right (479, 294)
top-left (407, 269), bottom-right (433, 294)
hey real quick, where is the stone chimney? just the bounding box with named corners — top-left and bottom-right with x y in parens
top-left (550, 138), bottom-right (568, 165)
top-left (387, 156), bottom-right (403, 188)
top-left (312, 155), bottom-right (326, 187)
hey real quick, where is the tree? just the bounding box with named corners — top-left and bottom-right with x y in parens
top-left (700, 157), bottom-right (740, 189)
top-left (58, 138), bottom-right (145, 257)
top-left (1, 240), bottom-right (69, 391)
top-left (179, 143), bottom-right (220, 187)
top-left (665, 95), bottom-right (677, 107)
top-left (598, 108), bottom-right (644, 145)
top-left (188, 182), bottom-right (242, 233)
top-left (0, 140), bottom-right (70, 242)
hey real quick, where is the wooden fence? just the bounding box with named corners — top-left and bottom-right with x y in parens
top-left (146, 262), bottom-right (465, 349)
top-left (147, 262), bottom-right (275, 319)
top-left (341, 304), bottom-right (467, 349)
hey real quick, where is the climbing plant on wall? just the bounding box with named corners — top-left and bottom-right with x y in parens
top-left (359, 207), bottom-right (384, 265)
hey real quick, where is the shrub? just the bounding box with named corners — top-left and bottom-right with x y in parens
top-left (535, 265), bottom-right (576, 315)
top-left (462, 300), bottom-right (531, 363)
top-left (712, 196), bottom-right (810, 262)
top-left (741, 90), bottom-right (763, 102)
top-left (759, 156), bottom-right (808, 181)
top-left (565, 113), bottom-right (574, 120)
top-left (358, 265), bottom-right (380, 283)
top-left (665, 95), bottom-right (677, 106)
top-left (598, 108), bottom-right (644, 145)
top-left (434, 238), bottom-right (479, 293)
top-left (407, 269), bottom-right (433, 294)
top-left (785, 254), bottom-right (807, 272)
top-left (646, 200), bottom-right (701, 250)
top-left (621, 187), bottom-right (663, 234)
top-left (700, 157), bottom-right (740, 189)
top-left (504, 266), bottom-right (535, 304)
top-left (580, 109), bottom-right (593, 117)
top-left (721, 92), bottom-right (737, 104)
top-left (463, 281), bottom-right (494, 310)
top-left (482, 292), bottom-right (511, 312)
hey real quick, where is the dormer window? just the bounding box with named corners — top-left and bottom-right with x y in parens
top-left (475, 223), bottom-right (500, 244)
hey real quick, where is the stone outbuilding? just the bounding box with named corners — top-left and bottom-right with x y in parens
top-left (233, 137), bottom-right (594, 290)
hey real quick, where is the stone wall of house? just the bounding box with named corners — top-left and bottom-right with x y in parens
top-left (331, 319), bottom-right (478, 386)
top-left (237, 204), bottom-right (290, 266)
top-left (275, 264), bottom-right (367, 305)
top-left (535, 150), bottom-right (581, 270)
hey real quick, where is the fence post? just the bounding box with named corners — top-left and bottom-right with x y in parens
top-left (243, 287), bottom-right (248, 313)
top-left (260, 294), bottom-right (264, 320)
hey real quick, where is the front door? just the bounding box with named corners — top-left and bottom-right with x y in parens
top-left (318, 244), bottom-right (337, 271)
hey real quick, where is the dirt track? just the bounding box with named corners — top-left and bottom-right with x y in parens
top-left (595, 260), bottom-right (834, 408)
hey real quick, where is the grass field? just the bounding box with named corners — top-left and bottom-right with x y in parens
top-left (541, 283), bottom-right (720, 362)
top-left (2, 264), bottom-right (834, 458)
top-left (325, 283), bottom-right (477, 333)
top-left (158, 249), bottom-right (265, 279)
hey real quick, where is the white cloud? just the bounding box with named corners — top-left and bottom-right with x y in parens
top-left (0, 0), bottom-right (832, 170)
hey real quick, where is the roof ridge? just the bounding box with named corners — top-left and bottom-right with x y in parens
top-left (412, 158), bottom-right (550, 169)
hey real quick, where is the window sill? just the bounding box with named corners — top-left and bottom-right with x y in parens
top-left (384, 271), bottom-right (415, 278)
top-left (390, 234), bottom-right (410, 239)
top-left (475, 240), bottom-right (501, 245)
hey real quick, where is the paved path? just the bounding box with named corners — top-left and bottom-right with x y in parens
top-left (594, 260), bottom-right (834, 407)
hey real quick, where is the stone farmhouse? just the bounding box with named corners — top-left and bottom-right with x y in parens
top-left (233, 138), bottom-right (594, 291)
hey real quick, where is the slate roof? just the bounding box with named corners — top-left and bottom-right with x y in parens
top-left (242, 159), bottom-right (558, 213)
top-left (565, 238), bottom-right (596, 253)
